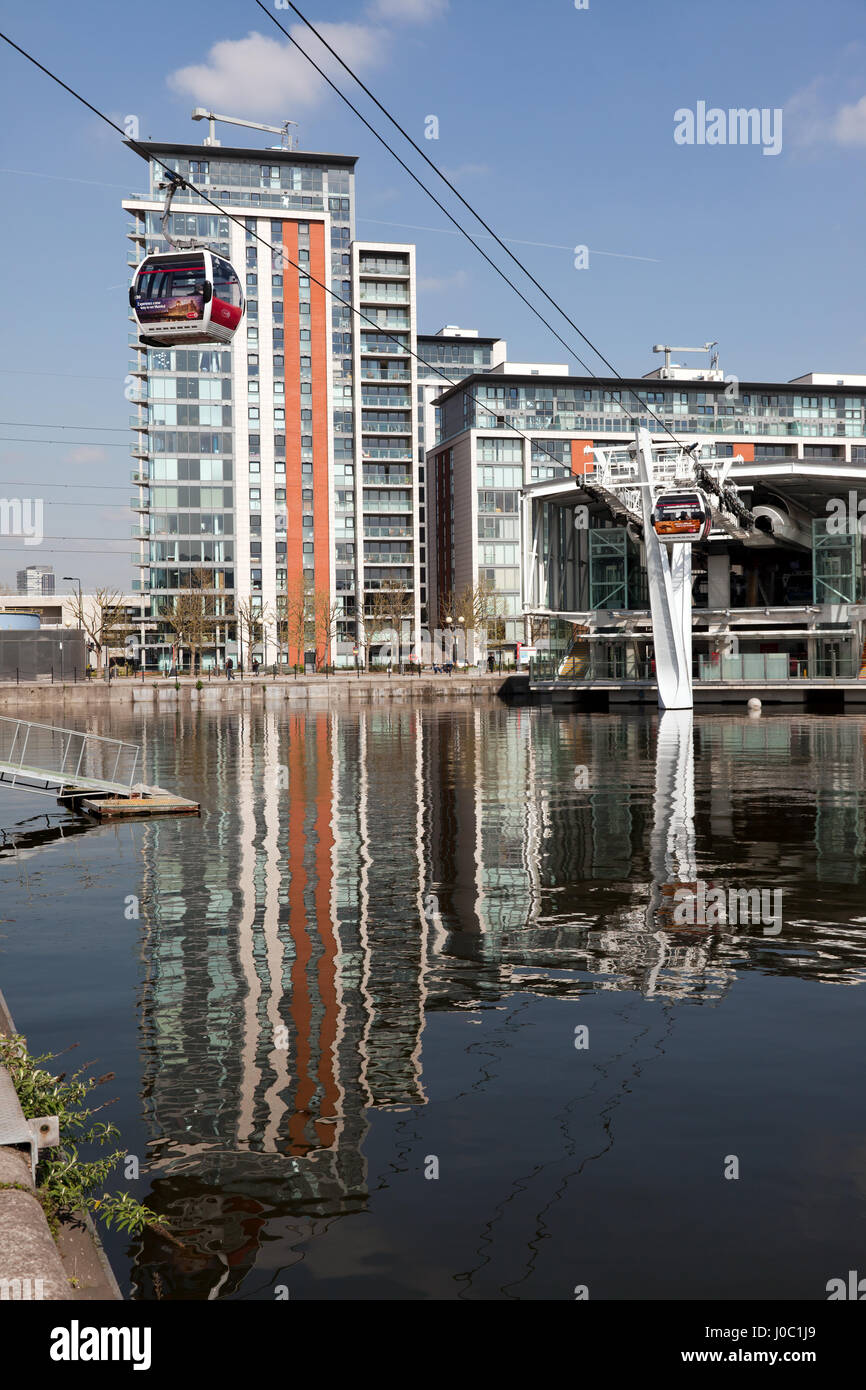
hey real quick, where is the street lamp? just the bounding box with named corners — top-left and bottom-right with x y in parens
top-left (63, 576), bottom-right (83, 677)
top-left (63, 576), bottom-right (82, 610)
top-left (457, 615), bottom-right (465, 670)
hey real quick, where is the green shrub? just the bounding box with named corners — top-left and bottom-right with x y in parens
top-left (0, 1034), bottom-right (164, 1238)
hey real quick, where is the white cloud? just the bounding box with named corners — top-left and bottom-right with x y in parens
top-left (833, 95), bottom-right (866, 146)
top-left (417, 269), bottom-right (468, 293)
top-left (167, 25), bottom-right (390, 119)
top-left (366, 0), bottom-right (449, 22)
top-left (66, 447), bottom-right (107, 465)
top-left (439, 163), bottom-right (489, 180)
top-left (786, 47), bottom-right (866, 151)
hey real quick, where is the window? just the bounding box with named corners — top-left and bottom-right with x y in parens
top-left (477, 437), bottom-right (523, 462)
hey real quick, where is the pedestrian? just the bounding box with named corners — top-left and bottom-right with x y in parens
top-left (226, 657), bottom-right (234, 681)
top-left (253, 658), bottom-right (260, 676)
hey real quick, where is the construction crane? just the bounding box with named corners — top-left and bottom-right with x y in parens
top-left (652, 342), bottom-right (719, 372)
top-left (191, 108), bottom-right (298, 150)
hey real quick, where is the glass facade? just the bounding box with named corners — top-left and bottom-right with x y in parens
top-left (439, 380), bottom-right (866, 445)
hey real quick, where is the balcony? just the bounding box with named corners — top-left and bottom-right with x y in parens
top-left (361, 393), bottom-right (412, 408)
top-left (362, 526), bottom-right (413, 539)
top-left (362, 446), bottom-right (414, 460)
top-left (359, 498), bottom-right (412, 511)
top-left (360, 346), bottom-right (411, 361)
top-left (358, 292), bottom-right (410, 307)
top-left (129, 413), bottom-right (149, 431)
top-left (360, 363), bottom-right (411, 377)
top-left (360, 420), bottom-right (412, 434)
top-left (363, 550), bottom-right (414, 563)
top-left (127, 360), bottom-right (148, 378)
top-left (130, 525), bottom-right (150, 539)
top-left (358, 262), bottom-right (411, 277)
top-left (363, 473), bottom-right (412, 486)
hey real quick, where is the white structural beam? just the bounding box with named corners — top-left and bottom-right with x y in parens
top-left (636, 428), bottom-right (694, 710)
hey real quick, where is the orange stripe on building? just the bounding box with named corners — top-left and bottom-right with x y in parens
top-left (282, 222), bottom-right (303, 663)
top-left (309, 222), bottom-right (331, 661)
top-left (571, 439), bottom-right (595, 475)
top-left (735, 443), bottom-right (755, 462)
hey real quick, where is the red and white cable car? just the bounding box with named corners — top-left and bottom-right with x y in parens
top-left (129, 174), bottom-right (244, 348)
top-left (651, 490), bottom-right (712, 544)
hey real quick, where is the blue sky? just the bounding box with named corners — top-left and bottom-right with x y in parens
top-left (1, 0), bottom-right (865, 587)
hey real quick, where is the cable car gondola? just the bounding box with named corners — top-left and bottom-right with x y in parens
top-left (128, 174), bottom-right (244, 348)
top-left (651, 490), bottom-right (712, 544)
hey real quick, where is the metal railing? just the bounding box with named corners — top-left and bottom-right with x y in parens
top-left (0, 717), bottom-right (141, 795)
top-left (530, 653), bottom-right (864, 685)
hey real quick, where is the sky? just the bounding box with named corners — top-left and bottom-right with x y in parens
top-left (1, 0), bottom-right (865, 589)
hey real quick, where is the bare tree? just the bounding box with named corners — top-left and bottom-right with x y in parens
top-left (163, 568), bottom-right (220, 674)
top-left (235, 595), bottom-right (271, 671)
top-left (285, 576), bottom-right (314, 670)
top-left (438, 580), bottom-right (500, 665)
top-left (314, 589), bottom-right (342, 670)
top-left (68, 587), bottom-right (129, 676)
top-left (365, 581), bottom-right (413, 670)
top-left (274, 592), bottom-right (289, 670)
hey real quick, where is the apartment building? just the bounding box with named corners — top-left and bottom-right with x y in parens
top-left (124, 138), bottom-right (421, 669)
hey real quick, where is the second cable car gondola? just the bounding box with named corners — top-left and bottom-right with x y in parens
top-left (651, 490), bottom-right (712, 544)
top-left (129, 249), bottom-right (243, 348)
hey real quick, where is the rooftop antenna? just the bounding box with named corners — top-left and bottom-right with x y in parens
top-left (191, 108), bottom-right (299, 150)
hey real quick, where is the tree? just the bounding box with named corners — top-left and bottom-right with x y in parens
top-left (235, 595), bottom-right (271, 670)
top-left (68, 588), bottom-right (130, 676)
top-left (284, 575), bottom-right (314, 669)
top-left (274, 593), bottom-right (289, 670)
top-left (163, 569), bottom-right (220, 674)
top-left (365, 581), bottom-right (413, 670)
top-left (439, 580), bottom-right (500, 665)
top-left (314, 589), bottom-right (342, 670)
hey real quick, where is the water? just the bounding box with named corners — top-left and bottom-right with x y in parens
top-left (1, 701), bottom-right (865, 1300)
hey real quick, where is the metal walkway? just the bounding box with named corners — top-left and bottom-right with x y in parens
top-left (0, 716), bottom-right (140, 799)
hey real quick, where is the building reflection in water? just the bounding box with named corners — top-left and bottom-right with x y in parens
top-left (128, 705), bottom-right (866, 1296)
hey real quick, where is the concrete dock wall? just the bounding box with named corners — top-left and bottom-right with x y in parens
top-left (0, 673), bottom-right (509, 713)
